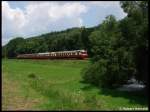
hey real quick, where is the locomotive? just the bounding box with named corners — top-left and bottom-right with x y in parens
top-left (17, 50), bottom-right (88, 60)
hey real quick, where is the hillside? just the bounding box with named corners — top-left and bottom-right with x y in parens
top-left (2, 26), bottom-right (98, 58)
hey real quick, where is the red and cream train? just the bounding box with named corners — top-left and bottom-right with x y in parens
top-left (17, 50), bottom-right (88, 60)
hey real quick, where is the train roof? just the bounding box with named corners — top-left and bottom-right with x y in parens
top-left (38, 52), bottom-right (49, 54)
top-left (52, 50), bottom-right (86, 53)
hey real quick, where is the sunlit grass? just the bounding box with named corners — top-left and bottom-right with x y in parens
top-left (2, 59), bottom-right (148, 110)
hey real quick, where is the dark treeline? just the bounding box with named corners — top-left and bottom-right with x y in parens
top-left (2, 1), bottom-right (148, 88)
top-left (82, 1), bottom-right (148, 88)
top-left (2, 26), bottom-right (96, 58)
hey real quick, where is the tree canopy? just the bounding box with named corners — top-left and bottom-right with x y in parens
top-left (82, 1), bottom-right (148, 88)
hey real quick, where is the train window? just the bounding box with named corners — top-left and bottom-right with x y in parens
top-left (82, 52), bottom-right (87, 54)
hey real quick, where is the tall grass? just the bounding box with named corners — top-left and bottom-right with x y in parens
top-left (2, 59), bottom-right (148, 110)
top-left (28, 73), bottom-right (101, 110)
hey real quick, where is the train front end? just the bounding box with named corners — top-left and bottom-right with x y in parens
top-left (79, 50), bottom-right (88, 59)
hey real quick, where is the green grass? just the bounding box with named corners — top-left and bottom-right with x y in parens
top-left (2, 59), bottom-right (148, 110)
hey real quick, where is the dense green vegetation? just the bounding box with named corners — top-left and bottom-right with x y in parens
top-left (2, 59), bottom-right (148, 110)
top-left (82, 1), bottom-right (148, 88)
top-left (2, 27), bottom-right (95, 58)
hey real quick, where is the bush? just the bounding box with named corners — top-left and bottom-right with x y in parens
top-left (81, 59), bottom-right (107, 86)
top-left (82, 54), bottom-right (133, 88)
top-left (81, 15), bottom-right (137, 88)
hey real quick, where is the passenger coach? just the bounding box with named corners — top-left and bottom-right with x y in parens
top-left (17, 50), bottom-right (88, 60)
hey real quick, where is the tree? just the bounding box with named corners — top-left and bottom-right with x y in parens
top-left (6, 37), bottom-right (25, 58)
top-left (82, 1), bottom-right (148, 88)
top-left (120, 1), bottom-right (148, 84)
top-left (82, 15), bottom-right (134, 88)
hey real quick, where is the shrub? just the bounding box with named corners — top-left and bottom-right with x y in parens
top-left (82, 54), bottom-right (133, 88)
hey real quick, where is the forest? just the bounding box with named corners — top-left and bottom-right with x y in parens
top-left (2, 1), bottom-right (148, 88)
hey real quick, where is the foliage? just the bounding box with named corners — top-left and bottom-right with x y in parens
top-left (120, 1), bottom-right (148, 84)
top-left (82, 15), bottom-right (133, 88)
top-left (82, 1), bottom-right (148, 87)
top-left (2, 27), bottom-right (96, 57)
top-left (5, 37), bottom-right (25, 57)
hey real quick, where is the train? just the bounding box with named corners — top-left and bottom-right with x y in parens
top-left (17, 50), bottom-right (88, 60)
